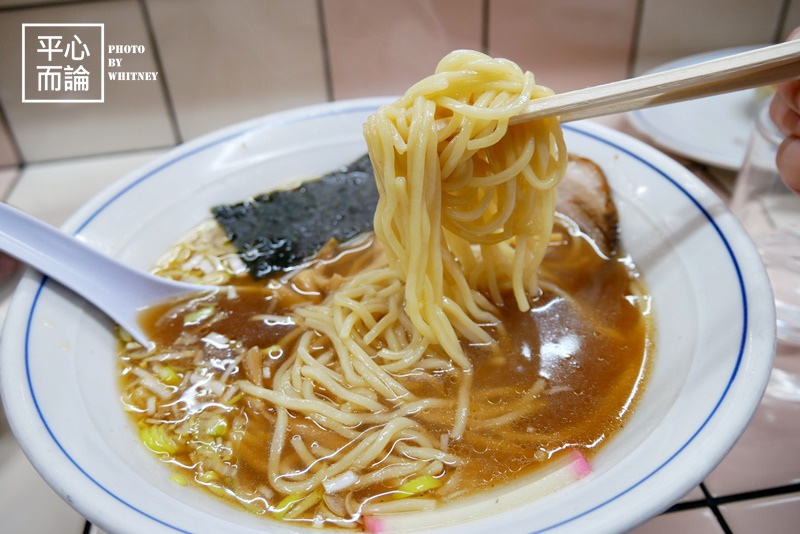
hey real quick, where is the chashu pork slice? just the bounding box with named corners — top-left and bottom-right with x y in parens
top-left (555, 156), bottom-right (619, 257)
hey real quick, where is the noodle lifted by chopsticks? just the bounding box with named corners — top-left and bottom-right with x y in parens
top-left (254, 50), bottom-right (567, 506)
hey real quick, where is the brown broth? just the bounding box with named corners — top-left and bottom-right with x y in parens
top-left (120, 218), bottom-right (651, 525)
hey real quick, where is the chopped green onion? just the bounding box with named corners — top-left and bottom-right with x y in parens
top-left (197, 470), bottom-right (219, 483)
top-left (393, 475), bottom-right (442, 499)
top-left (156, 365), bottom-right (181, 385)
top-left (140, 425), bottom-right (178, 454)
top-left (207, 417), bottom-right (229, 437)
top-left (169, 474), bottom-right (188, 486)
top-left (224, 392), bottom-right (243, 406)
top-left (241, 499), bottom-right (265, 515)
top-left (207, 485), bottom-right (228, 498)
top-left (183, 306), bottom-right (216, 325)
top-left (272, 493), bottom-right (304, 519)
top-left (272, 487), bottom-right (323, 520)
top-left (263, 344), bottom-right (283, 359)
top-left (117, 327), bottom-right (133, 343)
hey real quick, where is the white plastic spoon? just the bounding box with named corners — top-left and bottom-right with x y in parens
top-left (0, 201), bottom-right (216, 350)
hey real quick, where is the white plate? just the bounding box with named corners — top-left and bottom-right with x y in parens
top-left (0, 98), bottom-right (776, 534)
top-left (627, 46), bottom-right (766, 170)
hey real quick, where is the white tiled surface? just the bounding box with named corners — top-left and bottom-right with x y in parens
top-left (5, 148), bottom-right (166, 224)
top-left (679, 486), bottom-right (707, 503)
top-left (721, 493), bottom-right (800, 532)
top-left (146, 0), bottom-right (328, 141)
top-left (324, 0), bottom-right (483, 100)
top-left (0, 166), bottom-right (19, 200)
top-left (629, 508), bottom-right (725, 534)
top-left (0, 414), bottom-right (86, 534)
top-left (1, 0), bottom-right (795, 162)
top-left (489, 0), bottom-right (638, 93)
top-left (0, 0), bottom-right (75, 7)
top-left (704, 344), bottom-right (800, 496)
top-left (0, 114), bottom-right (18, 168)
top-left (0, 0), bottom-right (176, 162)
top-left (633, 0), bottom-right (785, 74)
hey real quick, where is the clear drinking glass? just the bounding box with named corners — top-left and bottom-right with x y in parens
top-left (731, 100), bottom-right (800, 344)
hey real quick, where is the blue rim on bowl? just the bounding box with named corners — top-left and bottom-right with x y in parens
top-left (0, 98), bottom-right (776, 533)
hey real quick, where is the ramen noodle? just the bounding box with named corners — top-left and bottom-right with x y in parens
top-left (118, 51), bottom-right (652, 529)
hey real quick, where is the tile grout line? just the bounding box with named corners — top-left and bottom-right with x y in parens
top-left (0, 93), bottom-right (25, 168)
top-left (664, 481), bottom-right (800, 528)
top-left (774, 0), bottom-right (792, 42)
top-left (700, 483), bottom-right (734, 534)
top-left (6, 144), bottom-right (173, 167)
top-left (138, 0), bottom-right (183, 145)
top-left (0, 0), bottom-right (94, 13)
top-left (0, 64), bottom-right (26, 199)
top-left (0, 165), bottom-right (25, 203)
top-left (664, 498), bottom-right (713, 513)
top-left (316, 0), bottom-right (334, 102)
top-left (708, 482), bottom-right (800, 507)
top-left (481, 0), bottom-right (490, 54)
top-left (626, 0), bottom-right (645, 78)
top-left (82, 481), bottom-right (800, 531)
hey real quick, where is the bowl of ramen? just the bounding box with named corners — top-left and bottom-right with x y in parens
top-left (0, 52), bottom-right (776, 534)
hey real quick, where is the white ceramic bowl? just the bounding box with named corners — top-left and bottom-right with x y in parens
top-left (0, 98), bottom-right (776, 534)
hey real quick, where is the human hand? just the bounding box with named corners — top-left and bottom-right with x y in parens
top-left (769, 27), bottom-right (800, 193)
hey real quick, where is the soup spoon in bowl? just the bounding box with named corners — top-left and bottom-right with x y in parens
top-left (0, 201), bottom-right (216, 351)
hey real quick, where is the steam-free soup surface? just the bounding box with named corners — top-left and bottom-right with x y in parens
top-left (120, 210), bottom-right (651, 527)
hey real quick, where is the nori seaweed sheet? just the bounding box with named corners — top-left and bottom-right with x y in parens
top-left (212, 155), bottom-right (378, 279)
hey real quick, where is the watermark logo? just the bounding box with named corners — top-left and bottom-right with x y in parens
top-left (22, 23), bottom-right (104, 103)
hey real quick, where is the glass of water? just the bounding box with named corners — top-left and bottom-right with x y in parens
top-left (731, 99), bottom-right (800, 344)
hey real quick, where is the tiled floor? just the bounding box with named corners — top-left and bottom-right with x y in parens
top-left (1, 114), bottom-right (799, 533)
